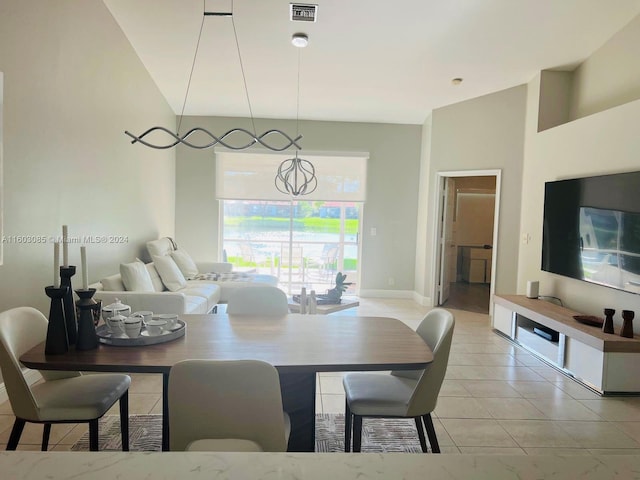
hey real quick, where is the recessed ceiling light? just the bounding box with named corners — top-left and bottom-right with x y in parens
top-left (451, 78), bottom-right (463, 85)
top-left (292, 33), bottom-right (309, 48)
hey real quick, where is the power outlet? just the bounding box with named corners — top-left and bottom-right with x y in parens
top-left (388, 277), bottom-right (395, 286)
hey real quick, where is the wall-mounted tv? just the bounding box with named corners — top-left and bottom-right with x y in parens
top-left (542, 171), bottom-right (640, 295)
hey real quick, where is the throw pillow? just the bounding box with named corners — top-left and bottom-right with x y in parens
top-left (134, 257), bottom-right (164, 291)
top-left (152, 255), bottom-right (187, 292)
top-left (120, 261), bottom-right (155, 292)
top-left (170, 248), bottom-right (199, 280)
top-left (101, 274), bottom-right (125, 292)
top-left (146, 262), bottom-right (165, 292)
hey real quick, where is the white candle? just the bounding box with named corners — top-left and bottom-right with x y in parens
top-left (81, 246), bottom-right (88, 290)
top-left (62, 225), bottom-right (68, 267)
top-left (53, 242), bottom-right (60, 288)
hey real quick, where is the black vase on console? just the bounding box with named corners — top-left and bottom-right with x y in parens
top-left (621, 310), bottom-right (635, 339)
top-left (602, 308), bottom-right (615, 334)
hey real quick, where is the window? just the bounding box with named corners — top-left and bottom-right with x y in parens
top-left (216, 150), bottom-right (367, 293)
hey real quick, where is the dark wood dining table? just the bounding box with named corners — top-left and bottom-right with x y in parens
top-left (20, 313), bottom-right (433, 452)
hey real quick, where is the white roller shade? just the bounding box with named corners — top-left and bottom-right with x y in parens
top-left (215, 149), bottom-right (368, 201)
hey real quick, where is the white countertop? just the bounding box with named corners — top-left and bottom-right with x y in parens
top-left (2, 452), bottom-right (640, 479)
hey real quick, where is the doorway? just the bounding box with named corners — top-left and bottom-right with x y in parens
top-left (433, 171), bottom-right (501, 314)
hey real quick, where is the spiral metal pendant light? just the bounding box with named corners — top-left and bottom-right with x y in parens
top-left (124, 3), bottom-right (301, 152)
top-left (274, 33), bottom-right (317, 197)
top-left (275, 153), bottom-right (317, 196)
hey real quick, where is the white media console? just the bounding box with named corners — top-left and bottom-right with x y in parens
top-left (492, 295), bottom-right (640, 395)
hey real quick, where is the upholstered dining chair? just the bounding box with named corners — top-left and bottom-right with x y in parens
top-left (168, 359), bottom-right (290, 451)
top-left (226, 286), bottom-right (289, 315)
top-left (0, 307), bottom-right (131, 451)
top-left (342, 308), bottom-right (455, 453)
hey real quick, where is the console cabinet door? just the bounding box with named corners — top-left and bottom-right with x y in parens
top-left (492, 303), bottom-right (514, 338)
top-left (565, 338), bottom-right (604, 391)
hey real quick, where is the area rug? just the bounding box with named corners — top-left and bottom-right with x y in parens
top-left (71, 414), bottom-right (423, 453)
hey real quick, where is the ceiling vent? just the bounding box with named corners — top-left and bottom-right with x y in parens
top-left (290, 3), bottom-right (318, 22)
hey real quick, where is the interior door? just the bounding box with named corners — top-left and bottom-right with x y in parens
top-left (438, 178), bottom-right (456, 305)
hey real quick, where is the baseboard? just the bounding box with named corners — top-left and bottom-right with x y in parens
top-left (0, 369), bottom-right (43, 405)
top-left (412, 291), bottom-right (433, 306)
top-left (358, 289), bottom-right (414, 299)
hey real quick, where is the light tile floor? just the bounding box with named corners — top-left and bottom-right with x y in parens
top-left (3, 298), bottom-right (640, 454)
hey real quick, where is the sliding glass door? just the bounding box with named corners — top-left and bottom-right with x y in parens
top-left (222, 200), bottom-right (360, 294)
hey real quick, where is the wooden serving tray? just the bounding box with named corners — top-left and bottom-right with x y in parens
top-left (573, 315), bottom-right (604, 328)
top-left (96, 320), bottom-right (186, 346)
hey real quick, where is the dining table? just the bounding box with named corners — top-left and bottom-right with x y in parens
top-left (20, 313), bottom-right (433, 452)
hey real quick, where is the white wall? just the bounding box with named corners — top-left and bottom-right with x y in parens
top-left (0, 0), bottom-right (175, 316)
top-left (175, 116), bottom-right (422, 293)
top-left (570, 14), bottom-right (640, 120)
top-left (519, 15), bottom-right (640, 326)
top-left (413, 116), bottom-right (432, 301)
top-left (417, 85), bottom-right (527, 302)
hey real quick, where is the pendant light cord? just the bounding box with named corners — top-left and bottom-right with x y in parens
top-left (231, 0), bottom-right (257, 136)
top-left (295, 47), bottom-right (301, 156)
top-left (177, 0), bottom-right (206, 136)
top-left (177, 0), bottom-right (257, 136)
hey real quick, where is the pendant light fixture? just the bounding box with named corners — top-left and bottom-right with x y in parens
top-left (124, 2), bottom-right (302, 152)
top-left (274, 33), bottom-right (317, 196)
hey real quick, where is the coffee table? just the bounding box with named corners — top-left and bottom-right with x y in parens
top-left (21, 313), bottom-right (431, 452)
top-left (287, 296), bottom-right (359, 314)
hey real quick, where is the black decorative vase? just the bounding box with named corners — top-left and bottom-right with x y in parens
top-left (75, 288), bottom-right (100, 350)
top-left (621, 310), bottom-right (635, 339)
top-left (44, 285), bottom-right (69, 355)
top-left (603, 308), bottom-right (615, 334)
top-left (59, 266), bottom-right (77, 345)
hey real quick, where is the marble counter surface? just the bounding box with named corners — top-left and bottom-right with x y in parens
top-left (3, 452), bottom-right (640, 479)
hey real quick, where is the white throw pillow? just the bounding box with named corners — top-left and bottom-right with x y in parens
top-left (170, 248), bottom-right (199, 280)
top-left (146, 263), bottom-right (166, 292)
top-left (120, 261), bottom-right (155, 292)
top-left (101, 274), bottom-right (125, 292)
top-left (152, 255), bottom-right (187, 292)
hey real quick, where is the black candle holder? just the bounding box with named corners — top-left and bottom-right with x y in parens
top-left (621, 310), bottom-right (635, 339)
top-left (59, 266), bottom-right (77, 345)
top-left (44, 285), bottom-right (69, 355)
top-left (603, 308), bottom-right (615, 334)
top-left (75, 288), bottom-right (100, 350)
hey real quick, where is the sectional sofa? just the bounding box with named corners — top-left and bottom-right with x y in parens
top-left (92, 238), bottom-right (279, 315)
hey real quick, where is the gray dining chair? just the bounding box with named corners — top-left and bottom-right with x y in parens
top-left (342, 308), bottom-right (455, 453)
top-left (168, 359), bottom-right (290, 451)
top-left (0, 307), bottom-right (131, 451)
top-left (226, 286), bottom-right (289, 315)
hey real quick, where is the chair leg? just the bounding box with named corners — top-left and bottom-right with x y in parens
top-left (344, 401), bottom-right (352, 452)
top-left (89, 418), bottom-right (99, 451)
top-left (414, 417), bottom-right (428, 453)
top-left (423, 413), bottom-right (440, 453)
top-left (6, 418), bottom-right (26, 450)
top-left (353, 415), bottom-right (363, 453)
top-left (41, 423), bottom-right (52, 451)
top-left (119, 390), bottom-right (129, 451)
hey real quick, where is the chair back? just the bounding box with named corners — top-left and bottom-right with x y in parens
top-left (0, 307), bottom-right (50, 420)
top-left (226, 286), bottom-right (289, 316)
top-left (403, 308), bottom-right (455, 417)
top-left (169, 359), bottom-right (288, 451)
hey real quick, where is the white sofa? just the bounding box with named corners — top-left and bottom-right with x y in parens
top-left (146, 238), bottom-right (279, 303)
top-left (92, 239), bottom-right (279, 315)
top-left (92, 260), bottom-right (223, 315)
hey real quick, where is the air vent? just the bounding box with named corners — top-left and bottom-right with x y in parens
top-left (290, 3), bottom-right (318, 22)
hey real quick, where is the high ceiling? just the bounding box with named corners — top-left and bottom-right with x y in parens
top-left (104, 0), bottom-right (640, 125)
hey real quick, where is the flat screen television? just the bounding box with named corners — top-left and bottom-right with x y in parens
top-left (542, 171), bottom-right (640, 295)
